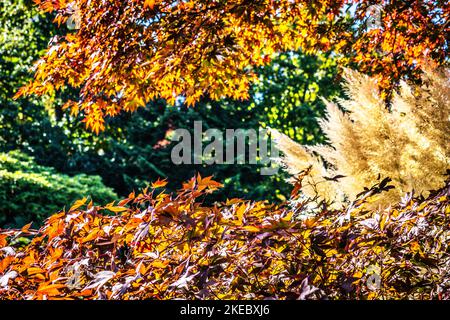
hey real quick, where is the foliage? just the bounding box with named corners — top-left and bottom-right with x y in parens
top-left (50, 51), bottom-right (341, 202)
top-left (0, 0), bottom-right (57, 151)
top-left (0, 0), bottom-right (53, 100)
top-left (1, 0), bottom-right (341, 206)
top-left (0, 175), bottom-right (449, 300)
top-left (1, 1), bottom-right (448, 301)
top-left (17, 0), bottom-right (449, 132)
top-left (0, 151), bottom-right (117, 228)
top-left (271, 67), bottom-right (450, 208)
top-left (0, 0), bottom-right (96, 168)
top-left (251, 51), bottom-right (341, 143)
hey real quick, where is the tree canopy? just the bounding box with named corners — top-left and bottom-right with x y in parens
top-left (17, 0), bottom-right (449, 132)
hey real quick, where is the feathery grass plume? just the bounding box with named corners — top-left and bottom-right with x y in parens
top-left (269, 129), bottom-right (345, 206)
top-left (272, 67), bottom-right (449, 208)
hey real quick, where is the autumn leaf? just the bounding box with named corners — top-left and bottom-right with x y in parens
top-left (235, 203), bottom-right (247, 225)
top-left (0, 176), bottom-right (448, 300)
top-left (21, 222), bottom-right (33, 234)
top-left (150, 260), bottom-right (169, 268)
top-left (0, 256), bottom-right (14, 274)
top-left (37, 283), bottom-right (65, 296)
top-left (27, 267), bottom-right (45, 276)
top-left (151, 178), bottom-right (168, 189)
top-left (104, 206), bottom-right (128, 213)
top-left (69, 197), bottom-right (87, 212)
top-left (0, 234), bottom-right (7, 248)
top-left (241, 225), bottom-right (261, 232)
top-left (81, 229), bottom-right (100, 243)
top-left (197, 175), bottom-right (224, 191)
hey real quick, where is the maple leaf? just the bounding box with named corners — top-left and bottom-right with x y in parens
top-left (151, 178), bottom-right (168, 189)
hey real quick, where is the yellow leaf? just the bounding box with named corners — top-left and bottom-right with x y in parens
top-left (281, 211), bottom-right (294, 222)
top-left (380, 214), bottom-right (388, 231)
top-left (82, 229), bottom-right (100, 243)
top-left (242, 225), bottom-right (260, 232)
top-left (226, 198), bottom-right (242, 206)
top-left (105, 206), bottom-right (128, 213)
top-left (235, 204), bottom-right (247, 224)
top-left (70, 197), bottom-right (87, 212)
top-left (276, 244), bottom-right (289, 253)
top-left (28, 267), bottom-right (45, 275)
top-left (151, 260), bottom-right (169, 268)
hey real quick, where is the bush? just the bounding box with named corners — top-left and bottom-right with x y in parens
top-left (0, 175), bottom-right (448, 300)
top-left (0, 151), bottom-right (117, 227)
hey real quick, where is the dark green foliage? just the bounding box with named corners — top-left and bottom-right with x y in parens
top-left (0, 151), bottom-right (117, 227)
top-left (251, 51), bottom-right (342, 144)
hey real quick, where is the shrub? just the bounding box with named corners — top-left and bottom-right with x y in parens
top-left (271, 67), bottom-right (450, 208)
top-left (0, 151), bottom-right (117, 227)
top-left (0, 175), bottom-right (448, 300)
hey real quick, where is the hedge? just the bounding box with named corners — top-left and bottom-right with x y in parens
top-left (0, 151), bottom-right (117, 227)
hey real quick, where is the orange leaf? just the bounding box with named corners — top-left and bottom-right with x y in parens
top-left (79, 289), bottom-right (93, 296)
top-left (197, 175), bottom-right (223, 190)
top-left (46, 221), bottom-right (65, 241)
top-left (0, 256), bottom-right (14, 273)
top-left (0, 234), bottom-right (7, 248)
top-left (33, 273), bottom-right (46, 281)
top-left (37, 283), bottom-right (65, 296)
top-left (138, 262), bottom-right (148, 275)
top-left (50, 247), bottom-right (64, 260)
top-left (144, 0), bottom-right (155, 9)
top-left (235, 203), bottom-right (247, 224)
top-left (21, 222), bottom-right (33, 233)
top-left (151, 178), bottom-right (168, 189)
top-left (151, 260), bottom-right (169, 268)
top-left (28, 267), bottom-right (45, 275)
